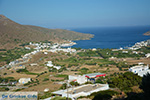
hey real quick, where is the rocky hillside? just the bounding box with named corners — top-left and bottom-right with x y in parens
top-left (0, 15), bottom-right (93, 49)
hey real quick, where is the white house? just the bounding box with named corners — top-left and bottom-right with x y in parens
top-left (129, 64), bottom-right (149, 74)
top-left (53, 66), bottom-right (61, 70)
top-left (132, 51), bottom-right (138, 54)
top-left (122, 51), bottom-right (128, 53)
top-left (46, 61), bottom-right (53, 67)
top-left (19, 78), bottom-right (31, 84)
top-left (145, 53), bottom-right (150, 58)
top-left (69, 75), bottom-right (87, 84)
top-left (92, 48), bottom-right (97, 51)
top-left (25, 47), bottom-right (31, 50)
top-left (30, 63), bottom-right (38, 66)
top-left (69, 73), bottom-right (106, 84)
top-left (138, 70), bottom-right (150, 77)
top-left (44, 52), bottom-right (48, 55)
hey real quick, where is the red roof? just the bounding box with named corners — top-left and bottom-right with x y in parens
top-left (85, 73), bottom-right (106, 78)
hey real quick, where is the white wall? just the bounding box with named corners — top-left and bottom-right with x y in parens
top-left (69, 75), bottom-right (87, 84)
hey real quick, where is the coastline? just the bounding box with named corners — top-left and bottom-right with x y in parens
top-left (144, 31), bottom-right (150, 36)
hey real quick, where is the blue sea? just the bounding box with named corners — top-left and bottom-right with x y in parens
top-left (71, 26), bottom-right (150, 49)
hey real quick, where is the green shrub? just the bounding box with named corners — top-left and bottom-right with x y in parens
top-left (43, 78), bottom-right (49, 81)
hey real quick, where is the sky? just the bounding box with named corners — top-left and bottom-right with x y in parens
top-left (0, 0), bottom-right (150, 29)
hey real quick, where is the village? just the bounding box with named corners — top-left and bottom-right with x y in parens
top-left (0, 39), bottom-right (150, 100)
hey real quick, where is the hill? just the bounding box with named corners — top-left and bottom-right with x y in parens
top-left (0, 15), bottom-right (93, 49)
top-left (144, 31), bottom-right (150, 36)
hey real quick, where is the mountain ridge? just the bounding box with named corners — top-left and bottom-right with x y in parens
top-left (0, 15), bottom-right (93, 49)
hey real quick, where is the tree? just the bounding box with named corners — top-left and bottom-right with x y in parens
top-left (92, 90), bottom-right (119, 100)
top-left (70, 81), bottom-right (79, 86)
top-left (140, 73), bottom-right (150, 99)
top-left (60, 83), bottom-right (67, 89)
top-left (108, 72), bottom-right (142, 91)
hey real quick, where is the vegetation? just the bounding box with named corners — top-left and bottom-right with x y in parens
top-left (39, 92), bottom-right (52, 99)
top-left (60, 83), bottom-right (67, 89)
top-left (80, 68), bottom-right (89, 74)
top-left (54, 74), bottom-right (68, 78)
top-left (88, 90), bottom-right (119, 100)
top-left (16, 68), bottom-right (39, 75)
top-left (0, 87), bottom-right (10, 91)
top-left (0, 47), bottom-right (33, 64)
top-left (140, 73), bottom-right (150, 99)
top-left (108, 72), bottom-right (142, 92)
top-left (43, 78), bottom-right (49, 81)
top-left (51, 96), bottom-right (71, 100)
top-left (70, 81), bottom-right (79, 86)
top-left (124, 73), bottom-right (150, 100)
top-left (137, 46), bottom-right (150, 54)
top-left (77, 49), bottom-right (144, 58)
top-left (0, 77), bottom-right (17, 85)
top-left (95, 77), bottom-right (107, 84)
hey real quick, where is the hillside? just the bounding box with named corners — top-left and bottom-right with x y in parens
top-left (0, 15), bottom-right (93, 49)
top-left (144, 31), bottom-right (150, 36)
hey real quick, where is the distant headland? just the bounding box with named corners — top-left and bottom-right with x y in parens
top-left (144, 31), bottom-right (150, 36)
top-left (0, 15), bottom-right (93, 50)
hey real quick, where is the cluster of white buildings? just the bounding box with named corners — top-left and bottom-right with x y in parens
top-left (6, 50), bottom-right (41, 69)
top-left (46, 61), bottom-right (61, 70)
top-left (129, 63), bottom-right (150, 77)
top-left (48, 48), bottom-right (76, 54)
top-left (29, 42), bottom-right (51, 50)
top-left (23, 50), bottom-right (40, 59)
top-left (2, 41), bottom-right (77, 70)
top-left (128, 40), bottom-right (150, 50)
top-left (60, 42), bottom-right (76, 47)
top-left (29, 41), bottom-right (76, 50)
top-left (29, 42), bottom-right (76, 54)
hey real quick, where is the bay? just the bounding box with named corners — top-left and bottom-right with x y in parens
top-left (71, 26), bottom-right (150, 49)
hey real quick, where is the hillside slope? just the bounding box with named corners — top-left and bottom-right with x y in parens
top-left (0, 15), bottom-right (93, 49)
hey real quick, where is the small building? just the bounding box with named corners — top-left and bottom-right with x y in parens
top-left (69, 73), bottom-right (106, 84)
top-left (52, 84), bottom-right (109, 100)
top-left (112, 49), bottom-right (119, 51)
top-left (25, 47), bottom-right (31, 50)
top-left (122, 51), bottom-right (128, 53)
top-left (132, 51), bottom-right (138, 54)
top-left (30, 63), bottom-right (38, 66)
top-left (92, 48), bottom-right (97, 51)
top-left (19, 78), bottom-right (31, 84)
top-left (44, 52), bottom-right (48, 55)
top-left (138, 70), bottom-right (150, 77)
top-left (44, 88), bottom-right (49, 92)
top-left (145, 53), bottom-right (150, 58)
top-left (46, 61), bottom-right (53, 67)
top-left (69, 75), bottom-right (87, 84)
top-left (53, 66), bottom-right (61, 70)
top-left (10, 65), bottom-right (25, 70)
top-left (84, 73), bottom-right (106, 78)
top-left (129, 65), bottom-right (149, 74)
